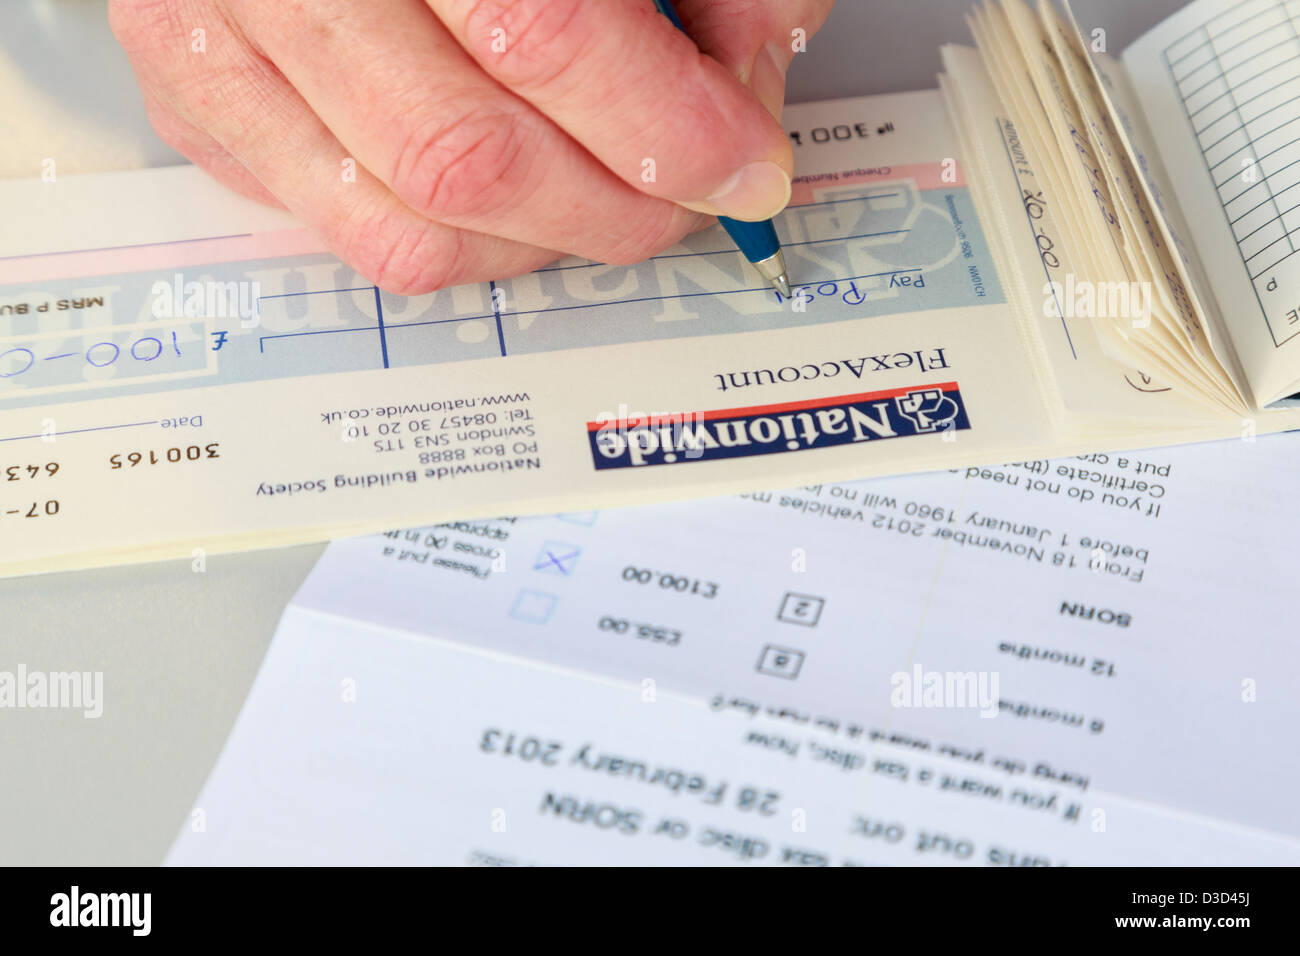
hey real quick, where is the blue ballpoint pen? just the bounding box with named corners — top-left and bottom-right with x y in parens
top-left (652, 0), bottom-right (793, 297)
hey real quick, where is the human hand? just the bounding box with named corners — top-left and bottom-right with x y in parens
top-left (109, 0), bottom-right (835, 293)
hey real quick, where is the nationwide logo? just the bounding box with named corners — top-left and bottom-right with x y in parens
top-left (587, 383), bottom-right (970, 470)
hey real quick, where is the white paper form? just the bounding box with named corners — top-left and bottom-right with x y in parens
top-left (290, 435), bottom-right (1300, 839)
top-left (166, 606), bottom-right (1297, 866)
top-left (169, 433), bottom-right (1300, 865)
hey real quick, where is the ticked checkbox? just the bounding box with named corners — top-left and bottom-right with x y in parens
top-left (533, 540), bottom-right (582, 576)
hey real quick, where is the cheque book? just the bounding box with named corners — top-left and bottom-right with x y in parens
top-left (3, 0), bottom-right (1300, 577)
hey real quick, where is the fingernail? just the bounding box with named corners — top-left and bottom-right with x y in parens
top-left (750, 43), bottom-right (789, 121)
top-left (690, 161), bottom-right (791, 222)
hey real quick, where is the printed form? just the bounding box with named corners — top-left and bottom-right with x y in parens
top-left (169, 432), bottom-right (1300, 866)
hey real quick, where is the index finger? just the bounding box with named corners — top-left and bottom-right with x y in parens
top-left (431, 0), bottom-right (793, 221)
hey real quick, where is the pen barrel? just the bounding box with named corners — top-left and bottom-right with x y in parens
top-left (651, 0), bottom-right (686, 30)
top-left (719, 217), bottom-right (780, 263)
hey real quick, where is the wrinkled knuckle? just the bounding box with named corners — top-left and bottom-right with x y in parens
top-left (464, 0), bottom-right (591, 91)
top-left (391, 107), bottom-right (531, 222)
top-left (343, 212), bottom-right (449, 296)
top-left (600, 207), bottom-right (690, 265)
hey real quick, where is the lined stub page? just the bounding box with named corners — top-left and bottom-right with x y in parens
top-left (168, 432), bottom-right (1300, 865)
top-left (1126, 0), bottom-right (1300, 404)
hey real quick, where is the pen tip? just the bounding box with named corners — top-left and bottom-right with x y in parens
top-left (771, 273), bottom-right (792, 299)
